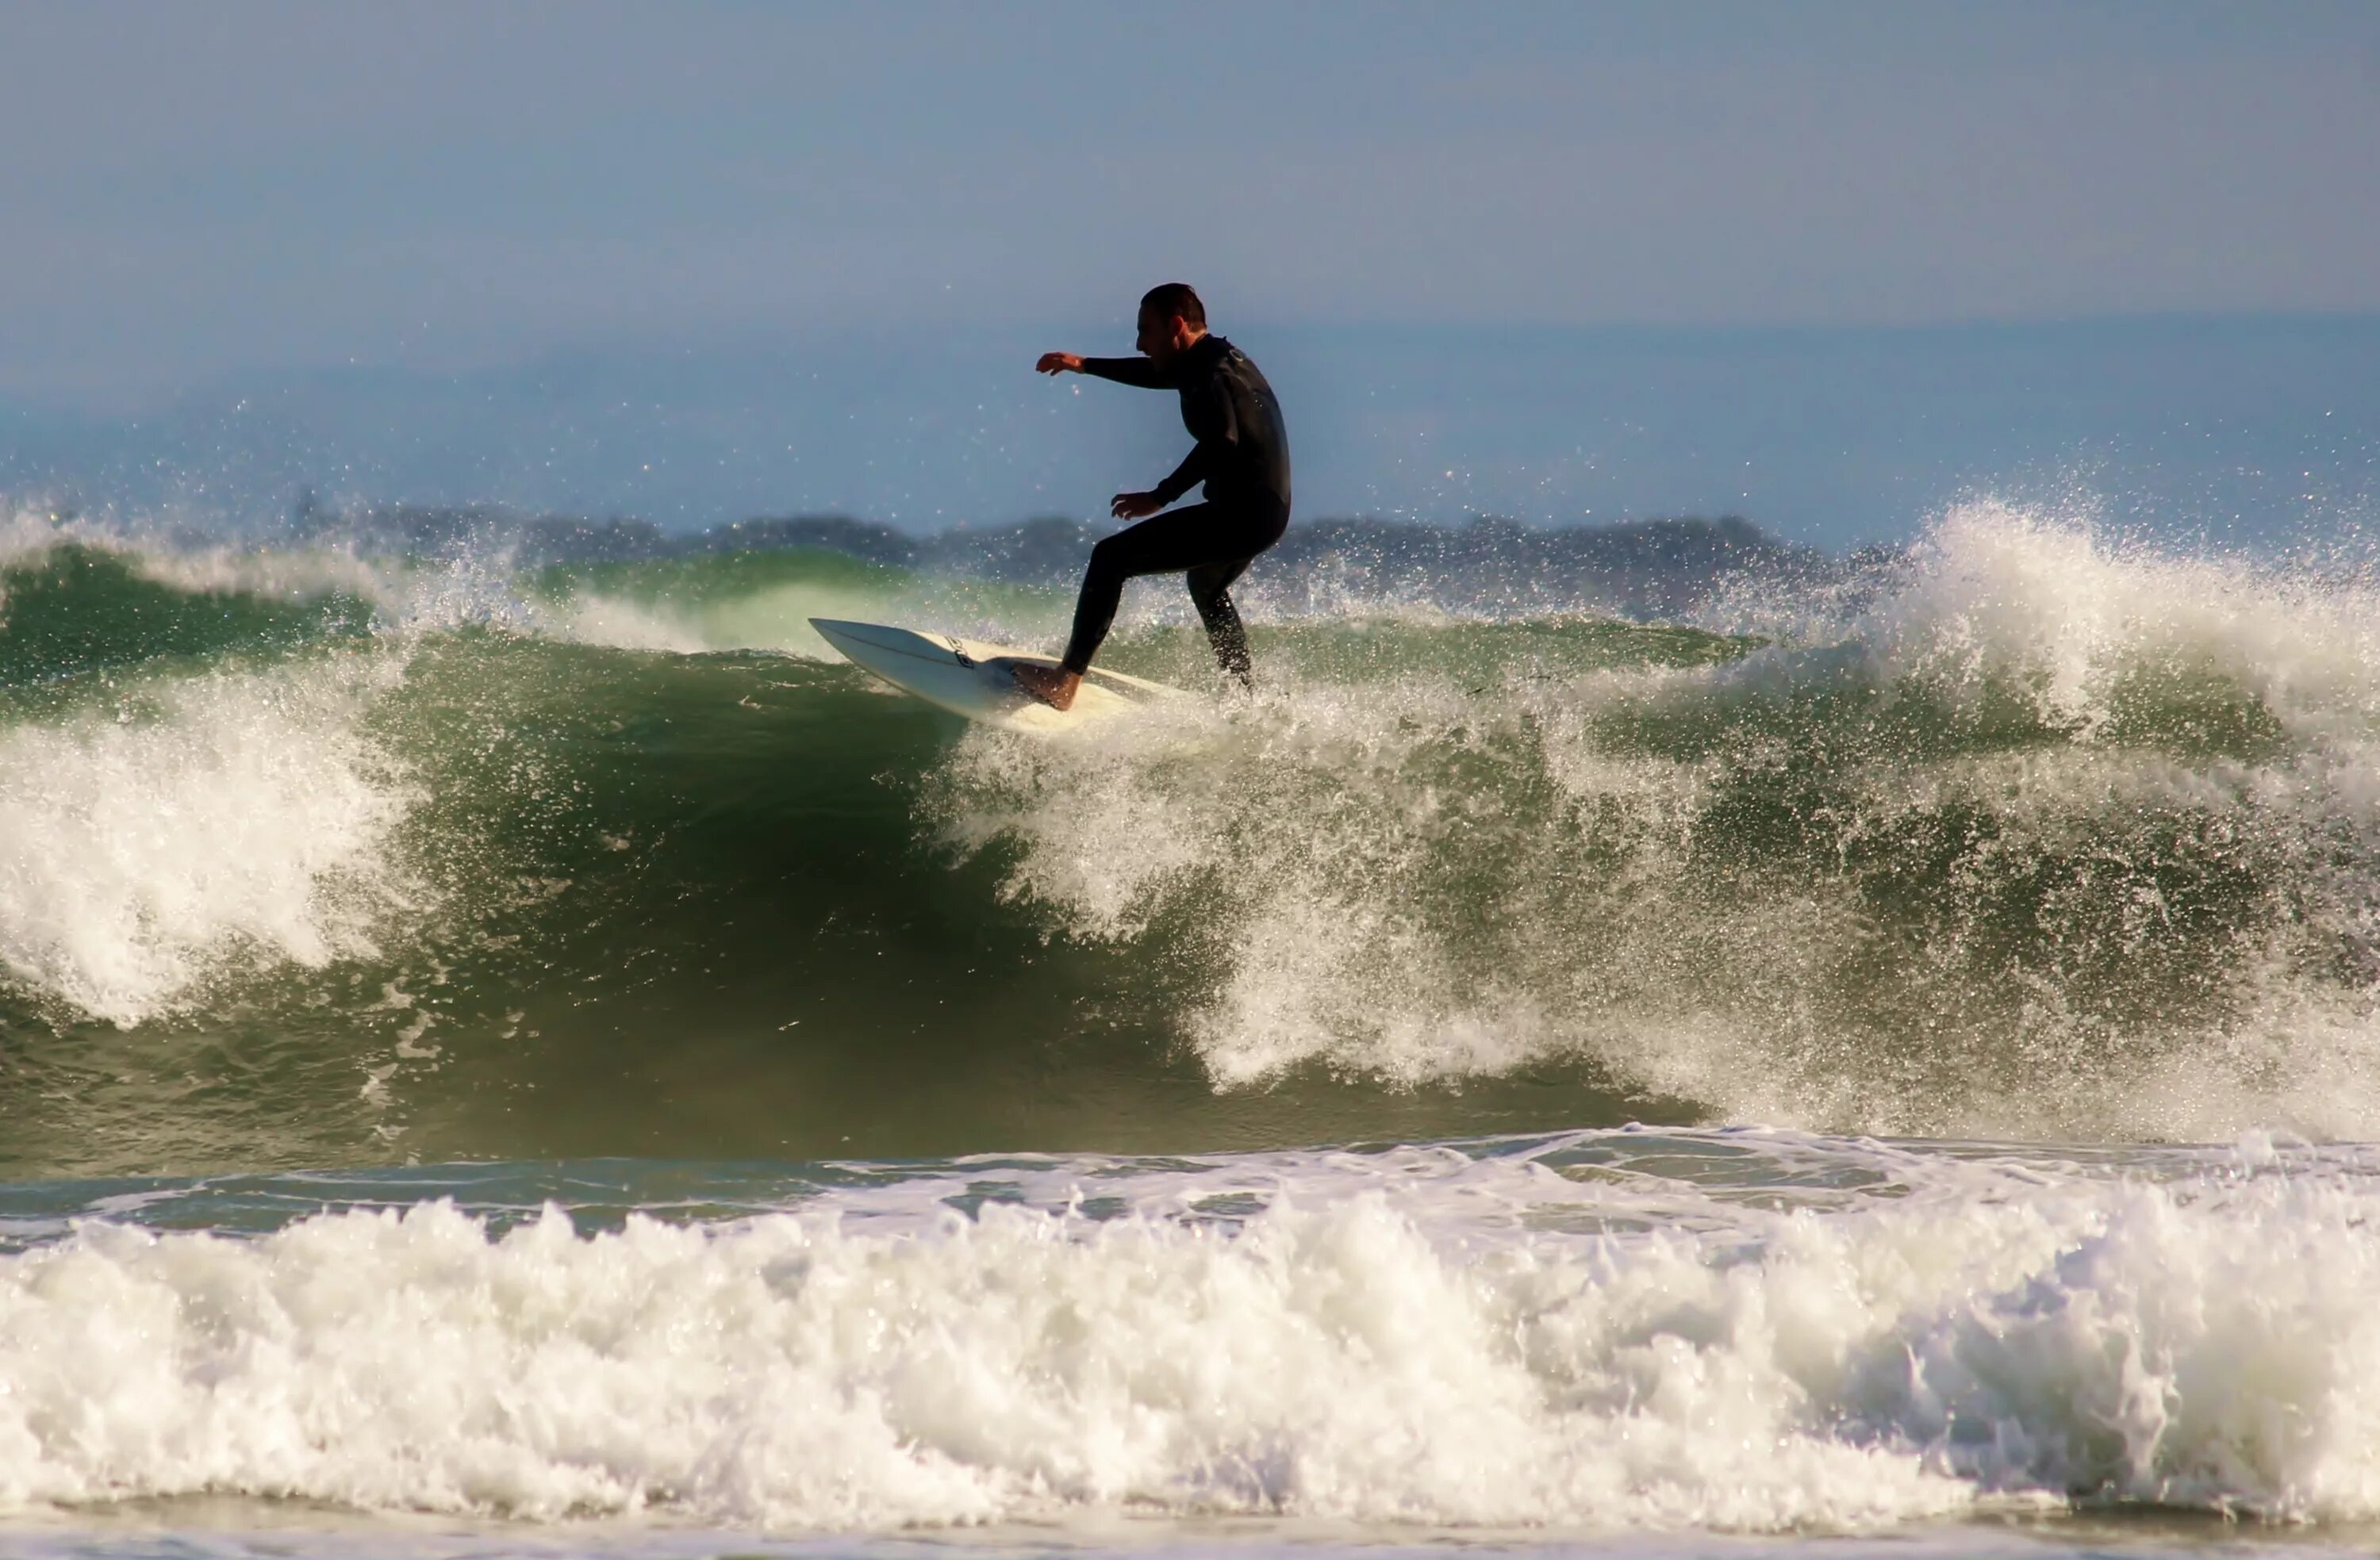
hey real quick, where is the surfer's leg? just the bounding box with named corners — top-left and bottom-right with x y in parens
top-left (1186, 559), bottom-right (1254, 687)
top-left (1057, 546), bottom-right (1131, 676)
top-left (1059, 505), bottom-right (1232, 674)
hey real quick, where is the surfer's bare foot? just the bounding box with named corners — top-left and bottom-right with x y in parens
top-left (1012, 663), bottom-right (1081, 711)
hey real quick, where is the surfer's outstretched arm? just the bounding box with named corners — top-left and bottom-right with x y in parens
top-left (1036, 352), bottom-right (1171, 389)
top-left (1074, 356), bottom-right (1173, 389)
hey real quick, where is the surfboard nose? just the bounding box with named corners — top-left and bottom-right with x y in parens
top-left (808, 619), bottom-right (866, 661)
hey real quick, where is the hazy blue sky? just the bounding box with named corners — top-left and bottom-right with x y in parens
top-left (2, 2), bottom-right (2374, 546)
top-left (6, 0), bottom-right (2376, 398)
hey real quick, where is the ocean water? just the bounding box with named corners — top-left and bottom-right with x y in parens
top-left (8, 498), bottom-right (2380, 1557)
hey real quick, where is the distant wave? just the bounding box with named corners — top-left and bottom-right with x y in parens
top-left (285, 497), bottom-right (1832, 618)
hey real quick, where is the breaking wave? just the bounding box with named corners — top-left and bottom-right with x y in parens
top-left (5, 498), bottom-right (2380, 1171)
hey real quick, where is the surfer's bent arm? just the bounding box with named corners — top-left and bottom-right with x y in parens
top-left (1151, 378), bottom-right (1241, 507)
top-left (1150, 447), bottom-right (1207, 508)
top-left (1077, 356), bottom-right (1173, 389)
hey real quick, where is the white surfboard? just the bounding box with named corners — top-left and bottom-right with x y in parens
top-left (808, 619), bottom-right (1182, 733)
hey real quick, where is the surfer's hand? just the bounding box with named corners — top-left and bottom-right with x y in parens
top-left (1036, 352), bottom-right (1084, 375)
top-left (1111, 491), bottom-right (1163, 520)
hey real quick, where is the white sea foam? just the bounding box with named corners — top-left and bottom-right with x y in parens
top-left (5, 1136), bottom-right (2380, 1531)
top-left (0, 657), bottom-right (418, 1025)
top-left (1717, 498), bottom-right (2380, 745)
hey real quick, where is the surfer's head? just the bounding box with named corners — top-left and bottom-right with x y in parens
top-left (1135, 282), bottom-right (1207, 363)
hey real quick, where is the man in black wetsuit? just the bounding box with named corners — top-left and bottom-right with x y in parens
top-left (1015, 282), bottom-right (1291, 711)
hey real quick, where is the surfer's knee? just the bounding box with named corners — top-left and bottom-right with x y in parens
top-left (1087, 535), bottom-right (1130, 583)
top-left (1185, 565), bottom-right (1231, 614)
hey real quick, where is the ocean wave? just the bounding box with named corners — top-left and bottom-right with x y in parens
top-left (6, 500), bottom-right (2380, 1164)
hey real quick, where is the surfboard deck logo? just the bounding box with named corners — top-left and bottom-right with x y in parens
top-left (809, 619), bottom-right (1180, 732)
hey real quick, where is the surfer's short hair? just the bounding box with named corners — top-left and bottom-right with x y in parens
top-left (1139, 282), bottom-right (1206, 328)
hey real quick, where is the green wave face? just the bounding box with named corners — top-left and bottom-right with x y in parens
top-left (3, 504), bottom-right (2377, 1178)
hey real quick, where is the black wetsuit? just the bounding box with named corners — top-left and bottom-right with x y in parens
top-left (1065, 335), bottom-right (1291, 682)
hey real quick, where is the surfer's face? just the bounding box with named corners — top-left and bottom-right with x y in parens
top-left (1136, 306), bottom-right (1198, 363)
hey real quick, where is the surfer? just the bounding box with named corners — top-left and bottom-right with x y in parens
top-left (1016, 283), bottom-right (1291, 711)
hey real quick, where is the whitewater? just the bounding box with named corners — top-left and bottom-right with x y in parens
top-left (9, 496), bottom-right (2380, 1557)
